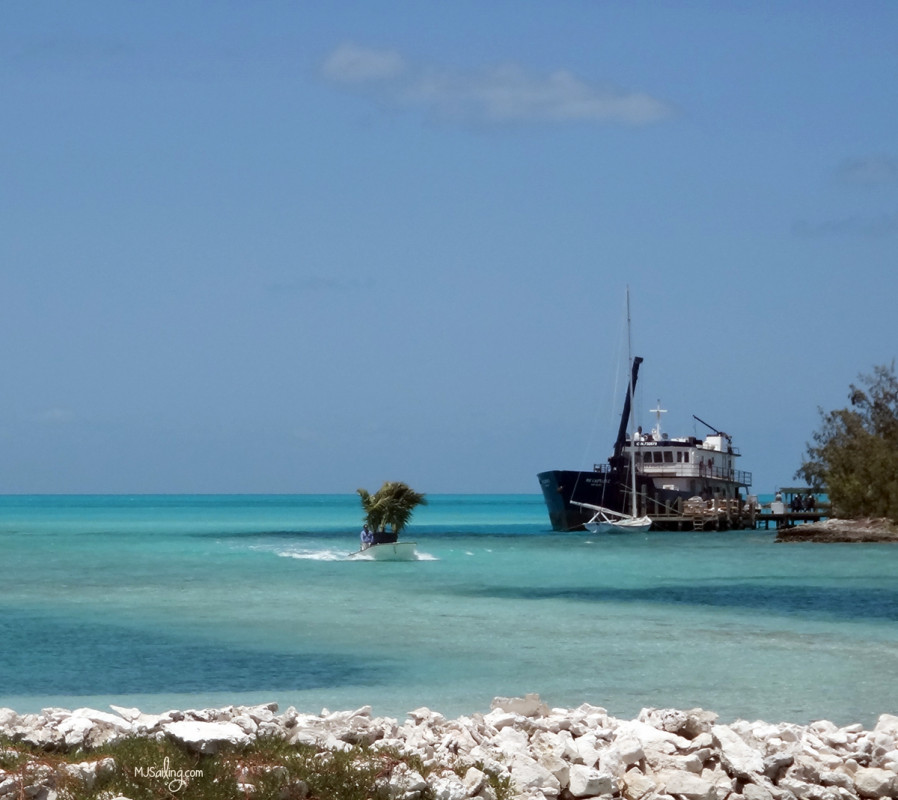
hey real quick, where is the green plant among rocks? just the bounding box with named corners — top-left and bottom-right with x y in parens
top-left (0, 733), bottom-right (513, 800)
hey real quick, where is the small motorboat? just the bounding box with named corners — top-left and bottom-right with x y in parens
top-left (350, 541), bottom-right (418, 561)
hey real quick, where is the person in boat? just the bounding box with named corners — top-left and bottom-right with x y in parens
top-left (360, 524), bottom-right (374, 550)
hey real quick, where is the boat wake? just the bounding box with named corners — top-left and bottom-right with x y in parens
top-left (274, 548), bottom-right (349, 562)
top-left (346, 551), bottom-right (438, 562)
top-left (270, 547), bottom-right (438, 562)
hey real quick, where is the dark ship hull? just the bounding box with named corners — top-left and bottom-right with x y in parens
top-left (537, 468), bottom-right (634, 532)
top-left (537, 467), bottom-right (690, 532)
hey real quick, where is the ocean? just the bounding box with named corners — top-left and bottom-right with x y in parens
top-left (1, 493), bottom-right (896, 727)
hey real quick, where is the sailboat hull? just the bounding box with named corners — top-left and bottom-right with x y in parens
top-left (585, 517), bottom-right (652, 534)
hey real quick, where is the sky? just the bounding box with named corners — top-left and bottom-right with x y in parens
top-left (2, 1), bottom-right (897, 495)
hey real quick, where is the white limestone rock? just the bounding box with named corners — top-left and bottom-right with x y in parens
top-left (640, 707), bottom-right (689, 734)
top-left (873, 714), bottom-right (898, 739)
top-left (433, 773), bottom-right (468, 800)
top-left (572, 732), bottom-right (603, 768)
top-left (763, 750), bottom-right (795, 781)
top-left (462, 766), bottom-right (488, 795)
top-left (777, 776), bottom-right (822, 799)
top-left (510, 755), bottom-right (562, 797)
top-left (531, 730), bottom-right (576, 763)
top-left (613, 735), bottom-right (646, 766)
top-left (243, 702), bottom-right (279, 724)
top-left (406, 707), bottom-right (445, 726)
top-left (882, 749), bottom-right (898, 772)
top-left (493, 725), bottom-right (530, 759)
top-left (230, 715), bottom-right (259, 736)
top-left (162, 720), bottom-right (252, 755)
top-left (616, 719), bottom-right (690, 753)
top-left (490, 694), bottom-right (550, 718)
top-left (57, 715), bottom-right (94, 748)
top-left (387, 763), bottom-right (428, 797)
top-left (72, 708), bottom-right (131, 730)
top-left (0, 709), bottom-right (19, 729)
top-left (712, 724), bottom-right (765, 781)
top-left (5, 699), bottom-right (898, 800)
top-left (819, 769), bottom-right (856, 791)
top-left (787, 754), bottom-right (824, 785)
top-left (700, 764), bottom-right (735, 800)
top-left (656, 768), bottom-right (717, 800)
top-left (645, 747), bottom-right (704, 775)
top-left (535, 751), bottom-right (569, 789)
top-left (483, 710), bottom-right (518, 731)
top-left (323, 733), bottom-right (353, 752)
top-left (742, 782), bottom-right (775, 800)
top-left (568, 764), bottom-right (615, 798)
top-left (63, 757), bottom-right (116, 791)
top-left (620, 768), bottom-right (656, 800)
top-left (853, 766), bottom-right (898, 798)
top-left (681, 709), bottom-right (720, 740)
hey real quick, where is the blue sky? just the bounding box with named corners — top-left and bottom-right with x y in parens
top-left (2, 2), bottom-right (896, 494)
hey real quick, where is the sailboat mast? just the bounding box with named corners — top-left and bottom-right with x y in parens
top-left (626, 290), bottom-right (638, 518)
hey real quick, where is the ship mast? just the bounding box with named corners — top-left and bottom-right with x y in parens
top-left (626, 289), bottom-right (638, 519)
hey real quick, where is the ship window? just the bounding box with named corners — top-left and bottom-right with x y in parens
top-left (683, 452), bottom-right (690, 463)
top-left (653, 451), bottom-right (663, 463)
top-left (664, 451), bottom-right (673, 463)
top-left (676, 452), bottom-right (683, 463)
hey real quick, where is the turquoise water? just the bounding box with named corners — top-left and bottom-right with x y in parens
top-left (1, 494), bottom-right (897, 726)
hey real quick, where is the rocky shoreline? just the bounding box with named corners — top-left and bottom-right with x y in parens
top-left (775, 518), bottom-right (898, 543)
top-left (2, 695), bottom-right (897, 799)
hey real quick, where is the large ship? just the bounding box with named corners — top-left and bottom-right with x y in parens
top-left (537, 356), bottom-right (752, 531)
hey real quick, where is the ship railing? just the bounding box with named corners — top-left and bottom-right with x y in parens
top-left (595, 461), bottom-right (753, 488)
top-left (640, 463), bottom-right (752, 487)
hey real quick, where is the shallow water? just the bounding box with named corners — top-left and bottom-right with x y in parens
top-left (1, 494), bottom-right (896, 726)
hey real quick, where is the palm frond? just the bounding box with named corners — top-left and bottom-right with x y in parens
top-left (356, 481), bottom-right (426, 534)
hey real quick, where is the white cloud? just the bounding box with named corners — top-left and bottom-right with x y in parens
top-left (321, 44), bottom-right (671, 127)
top-left (321, 42), bottom-right (406, 84)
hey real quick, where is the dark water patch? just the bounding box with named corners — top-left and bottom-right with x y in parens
top-left (0, 610), bottom-right (387, 695)
top-left (460, 583), bottom-right (898, 622)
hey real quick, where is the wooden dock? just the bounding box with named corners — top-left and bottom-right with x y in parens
top-left (639, 498), bottom-right (829, 532)
top-left (754, 510), bottom-right (827, 530)
top-left (645, 510), bottom-right (827, 532)
top-left (638, 486), bottom-right (829, 532)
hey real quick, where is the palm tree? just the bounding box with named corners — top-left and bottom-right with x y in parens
top-left (356, 481), bottom-right (427, 542)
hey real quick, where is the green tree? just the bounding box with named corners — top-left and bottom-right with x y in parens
top-left (795, 362), bottom-right (898, 521)
top-left (356, 481), bottom-right (427, 537)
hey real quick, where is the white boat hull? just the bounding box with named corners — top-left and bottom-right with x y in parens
top-left (351, 542), bottom-right (418, 561)
top-left (585, 517), bottom-right (652, 534)
top-left (574, 501), bottom-right (652, 534)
